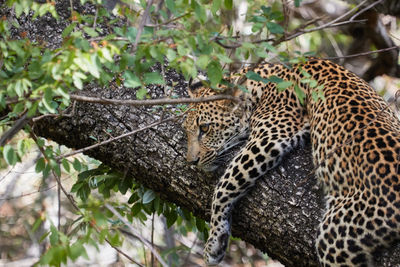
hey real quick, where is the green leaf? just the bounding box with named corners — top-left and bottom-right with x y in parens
top-left (70, 241), bottom-right (86, 261)
top-left (62, 22), bottom-right (77, 38)
top-left (216, 54), bottom-right (233, 64)
top-left (194, 1), bottom-right (207, 24)
top-left (126, 27), bottom-right (137, 43)
top-left (83, 26), bottom-right (99, 37)
top-left (207, 61), bottom-right (222, 86)
top-left (294, 0), bottom-right (303, 7)
top-left (3, 145), bottom-right (17, 165)
top-left (17, 139), bottom-right (26, 157)
top-left (131, 203), bottom-right (142, 216)
top-left (36, 137), bottom-right (45, 147)
top-left (49, 225), bottom-right (59, 245)
top-left (266, 22), bottom-right (284, 34)
top-left (88, 54), bottom-right (100, 78)
top-left (35, 157), bottom-right (46, 173)
top-left (142, 190), bottom-right (156, 204)
top-left (73, 72), bottom-right (87, 90)
top-left (32, 217), bottom-right (43, 233)
top-left (196, 55), bottom-right (210, 69)
top-left (143, 72), bottom-right (165, 85)
top-left (268, 75), bottom-right (284, 83)
top-left (71, 182), bottom-right (83, 193)
top-left (224, 0), bottom-right (233, 9)
top-left (73, 158), bottom-right (82, 171)
top-left (211, 0), bottom-right (222, 15)
top-left (108, 233), bottom-right (121, 247)
top-left (61, 159), bottom-right (70, 173)
top-left (123, 71), bottom-right (141, 88)
top-left (254, 47), bottom-right (269, 58)
top-left (165, 0), bottom-right (177, 15)
top-left (43, 87), bottom-right (56, 113)
top-left (50, 159), bottom-right (61, 177)
top-left (246, 71), bottom-right (270, 84)
top-left (294, 84), bottom-right (306, 105)
top-left (277, 81), bottom-right (293, 91)
top-left (136, 87), bottom-right (147, 100)
top-left (166, 211), bottom-right (178, 228)
top-left (166, 49), bottom-right (176, 62)
top-left (195, 217), bottom-right (205, 232)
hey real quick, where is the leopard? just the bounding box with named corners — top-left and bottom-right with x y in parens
top-left (182, 58), bottom-right (400, 266)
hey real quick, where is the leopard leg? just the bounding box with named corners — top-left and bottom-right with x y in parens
top-left (204, 102), bottom-right (309, 264)
top-left (316, 194), bottom-right (390, 267)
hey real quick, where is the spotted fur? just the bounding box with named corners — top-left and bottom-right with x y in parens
top-left (183, 58), bottom-right (400, 266)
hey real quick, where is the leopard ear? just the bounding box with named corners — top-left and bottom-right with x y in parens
top-left (188, 74), bottom-right (208, 97)
top-left (224, 84), bottom-right (245, 100)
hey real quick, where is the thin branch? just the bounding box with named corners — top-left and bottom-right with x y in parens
top-left (57, 181), bottom-right (61, 231)
top-left (93, 4), bottom-right (98, 29)
top-left (305, 0), bottom-right (370, 32)
top-left (151, 213), bottom-right (155, 267)
top-left (215, 19), bottom-right (366, 49)
top-left (69, 94), bottom-right (240, 106)
top-left (105, 204), bottom-right (169, 267)
top-left (325, 46), bottom-right (399, 60)
top-left (55, 115), bottom-right (181, 161)
top-left (0, 112), bottom-right (29, 147)
top-left (145, 12), bottom-right (190, 27)
top-left (349, 0), bottom-right (384, 21)
top-left (104, 238), bottom-right (144, 267)
top-left (132, 0), bottom-right (154, 52)
top-left (69, 0), bottom-right (73, 19)
top-left (29, 130), bottom-right (80, 211)
top-left (0, 176), bottom-right (72, 200)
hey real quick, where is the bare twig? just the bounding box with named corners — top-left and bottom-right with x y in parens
top-left (325, 46), bottom-right (399, 60)
top-left (132, 0), bottom-right (154, 52)
top-left (0, 175), bottom-right (73, 200)
top-left (105, 204), bottom-right (169, 267)
top-left (215, 18), bottom-right (366, 49)
top-left (69, 0), bottom-right (73, 19)
top-left (57, 181), bottom-right (61, 230)
top-left (145, 12), bottom-right (190, 27)
top-left (304, 0), bottom-right (370, 32)
top-left (0, 112), bottom-right (29, 147)
top-left (69, 94), bottom-right (240, 106)
top-left (349, 0), bottom-right (384, 21)
top-left (104, 238), bottom-right (144, 266)
top-left (151, 213), bottom-right (155, 267)
top-left (93, 4), bottom-right (98, 29)
top-left (29, 130), bottom-right (80, 211)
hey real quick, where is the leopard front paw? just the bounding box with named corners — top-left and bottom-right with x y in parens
top-left (204, 231), bottom-right (230, 265)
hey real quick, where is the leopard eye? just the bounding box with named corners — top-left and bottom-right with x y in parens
top-left (199, 124), bottom-right (210, 133)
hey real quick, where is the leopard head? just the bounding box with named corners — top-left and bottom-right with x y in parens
top-left (183, 83), bottom-right (250, 171)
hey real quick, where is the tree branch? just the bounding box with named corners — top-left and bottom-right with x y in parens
top-left (69, 94), bottom-right (240, 106)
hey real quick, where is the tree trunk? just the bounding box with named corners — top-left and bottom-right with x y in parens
top-left (32, 82), bottom-right (400, 266)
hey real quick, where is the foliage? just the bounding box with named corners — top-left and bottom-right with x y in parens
top-left (0, 0), bottom-right (353, 265)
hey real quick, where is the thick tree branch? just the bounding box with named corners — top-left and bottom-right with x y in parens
top-left (69, 94), bottom-right (240, 106)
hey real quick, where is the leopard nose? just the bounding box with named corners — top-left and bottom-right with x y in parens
top-left (188, 158), bottom-right (200, 166)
